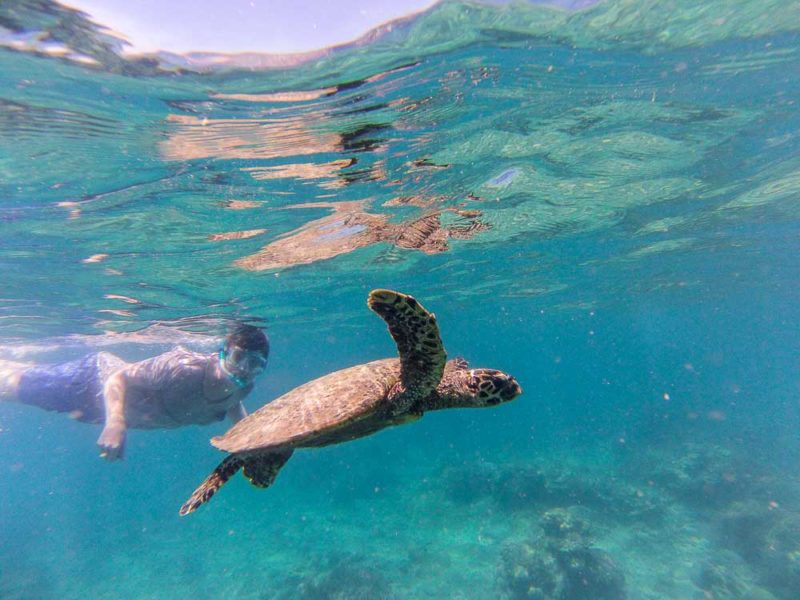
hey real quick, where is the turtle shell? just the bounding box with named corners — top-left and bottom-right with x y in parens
top-left (212, 358), bottom-right (400, 453)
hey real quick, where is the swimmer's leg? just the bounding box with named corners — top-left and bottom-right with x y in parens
top-left (0, 360), bottom-right (32, 403)
top-left (5, 354), bottom-right (112, 423)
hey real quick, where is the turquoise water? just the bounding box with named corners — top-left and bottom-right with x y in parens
top-left (1, 1), bottom-right (800, 598)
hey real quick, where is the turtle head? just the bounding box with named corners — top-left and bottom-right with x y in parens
top-left (430, 359), bottom-right (522, 410)
top-left (463, 368), bottom-right (522, 407)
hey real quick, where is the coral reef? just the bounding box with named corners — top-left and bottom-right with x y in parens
top-left (717, 500), bottom-right (800, 598)
top-left (497, 507), bottom-right (626, 600)
top-left (443, 443), bottom-right (800, 599)
top-left (629, 443), bottom-right (754, 509)
top-left (691, 551), bottom-right (776, 600)
top-left (441, 457), bottom-right (667, 525)
top-left (274, 555), bottom-right (396, 600)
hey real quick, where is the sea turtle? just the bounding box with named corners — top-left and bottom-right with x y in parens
top-left (179, 288), bottom-right (522, 515)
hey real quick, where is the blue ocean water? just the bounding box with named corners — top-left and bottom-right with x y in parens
top-left (1, 1), bottom-right (799, 598)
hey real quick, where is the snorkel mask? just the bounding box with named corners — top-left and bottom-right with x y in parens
top-left (219, 344), bottom-right (268, 389)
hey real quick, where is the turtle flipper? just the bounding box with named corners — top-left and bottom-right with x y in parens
top-left (368, 289), bottom-right (447, 407)
top-left (179, 451), bottom-right (293, 516)
top-left (242, 450), bottom-right (293, 488)
top-left (179, 455), bottom-right (242, 516)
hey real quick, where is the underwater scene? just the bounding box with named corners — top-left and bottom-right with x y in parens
top-left (1, 0), bottom-right (800, 598)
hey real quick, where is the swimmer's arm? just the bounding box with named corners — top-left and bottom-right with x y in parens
top-left (226, 401), bottom-right (247, 424)
top-left (97, 371), bottom-right (128, 461)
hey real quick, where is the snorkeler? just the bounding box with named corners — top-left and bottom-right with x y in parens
top-left (0, 325), bottom-right (269, 461)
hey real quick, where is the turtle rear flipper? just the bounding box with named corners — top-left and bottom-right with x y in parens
top-left (179, 455), bottom-right (243, 516)
top-left (179, 451), bottom-right (293, 516)
top-left (242, 450), bottom-right (293, 488)
top-left (368, 289), bottom-right (446, 408)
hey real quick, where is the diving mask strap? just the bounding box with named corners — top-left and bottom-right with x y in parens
top-left (219, 349), bottom-right (248, 389)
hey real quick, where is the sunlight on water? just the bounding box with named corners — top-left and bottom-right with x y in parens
top-left (1, 1), bottom-right (799, 598)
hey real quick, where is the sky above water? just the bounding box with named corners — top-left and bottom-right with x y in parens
top-left (60, 0), bottom-right (599, 54)
top-left (61, 0), bottom-right (440, 54)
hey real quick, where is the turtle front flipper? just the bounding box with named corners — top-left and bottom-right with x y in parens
top-left (179, 455), bottom-right (243, 516)
top-left (368, 289), bottom-right (447, 410)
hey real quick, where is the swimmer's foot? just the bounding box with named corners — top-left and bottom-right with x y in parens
top-left (0, 360), bottom-right (27, 402)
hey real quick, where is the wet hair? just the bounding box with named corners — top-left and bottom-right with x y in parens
top-left (225, 324), bottom-right (269, 358)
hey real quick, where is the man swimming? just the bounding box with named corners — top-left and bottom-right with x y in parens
top-left (0, 325), bottom-right (269, 460)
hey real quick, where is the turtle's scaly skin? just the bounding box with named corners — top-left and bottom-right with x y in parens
top-left (179, 289), bottom-right (521, 516)
top-left (367, 288), bottom-right (446, 407)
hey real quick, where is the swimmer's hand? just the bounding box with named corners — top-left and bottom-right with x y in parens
top-left (97, 423), bottom-right (126, 461)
